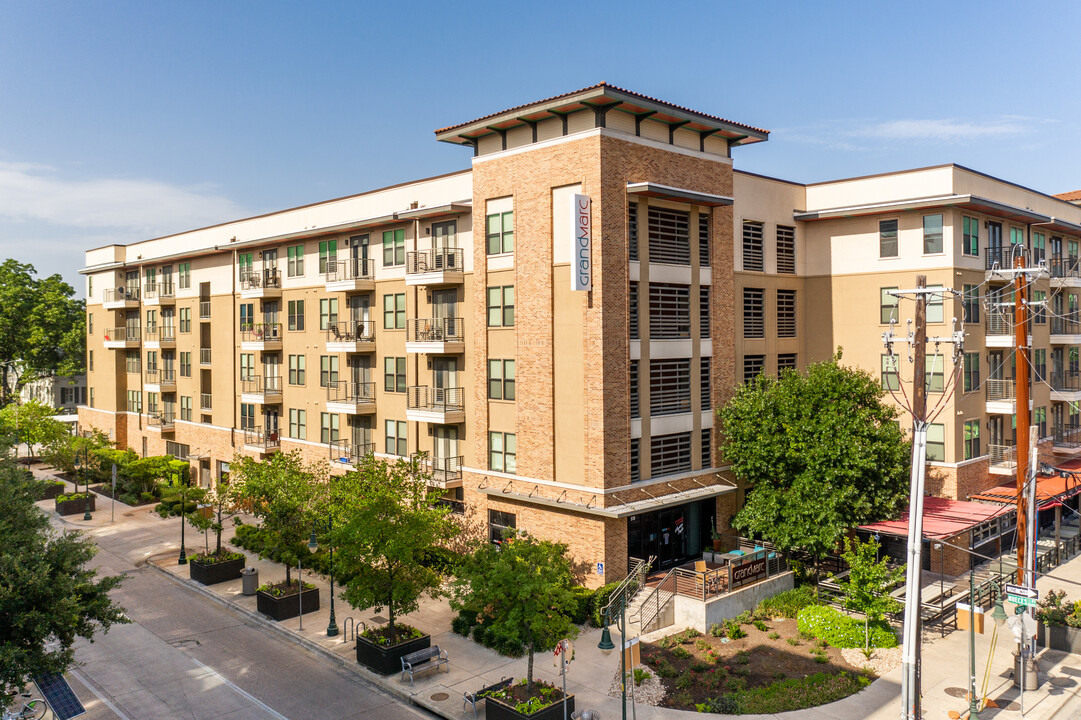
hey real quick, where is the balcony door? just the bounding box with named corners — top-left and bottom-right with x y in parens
top-left (433, 425), bottom-right (459, 465)
top-left (264, 409), bottom-right (279, 437)
top-left (988, 222), bottom-right (1002, 259)
top-left (432, 220), bottom-right (458, 270)
top-left (125, 270), bottom-right (140, 295)
top-left (351, 416), bottom-right (372, 448)
top-left (350, 294), bottom-right (371, 323)
top-left (263, 301), bottom-right (279, 327)
top-left (433, 358), bottom-right (458, 392)
top-left (349, 355), bottom-right (371, 385)
top-left (351, 234), bottom-right (369, 262)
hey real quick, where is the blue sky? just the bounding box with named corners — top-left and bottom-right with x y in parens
top-left (2, 0), bottom-right (1079, 293)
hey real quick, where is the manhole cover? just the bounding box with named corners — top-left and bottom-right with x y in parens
top-left (430, 693), bottom-right (449, 702)
top-left (370, 615), bottom-right (387, 624)
top-left (943, 687), bottom-right (967, 698)
top-left (1051, 675), bottom-right (1073, 687)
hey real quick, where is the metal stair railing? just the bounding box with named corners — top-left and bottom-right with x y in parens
top-left (632, 566), bottom-right (678, 634)
top-left (606, 555), bottom-right (652, 618)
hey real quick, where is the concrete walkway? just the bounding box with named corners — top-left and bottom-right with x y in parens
top-left (31, 462), bottom-right (1081, 719)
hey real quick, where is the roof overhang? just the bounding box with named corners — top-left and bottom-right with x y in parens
top-left (478, 482), bottom-right (736, 519)
top-left (795, 194), bottom-right (1055, 225)
top-left (626, 182), bottom-right (733, 208)
top-left (396, 201), bottom-right (472, 221)
top-left (971, 473), bottom-right (1081, 508)
top-left (859, 497), bottom-right (1012, 540)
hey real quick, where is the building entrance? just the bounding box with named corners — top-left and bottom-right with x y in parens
top-left (627, 499), bottom-right (715, 571)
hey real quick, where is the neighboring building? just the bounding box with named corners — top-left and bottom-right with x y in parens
top-left (78, 84), bottom-right (1081, 584)
top-left (18, 373), bottom-right (87, 414)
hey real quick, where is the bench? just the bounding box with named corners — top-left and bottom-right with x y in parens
top-left (400, 645), bottom-right (449, 686)
top-left (463, 677), bottom-right (513, 717)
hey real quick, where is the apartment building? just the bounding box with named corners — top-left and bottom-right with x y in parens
top-left (79, 83), bottom-right (1081, 584)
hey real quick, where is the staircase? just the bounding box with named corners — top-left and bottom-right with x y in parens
top-left (629, 567), bottom-right (678, 637)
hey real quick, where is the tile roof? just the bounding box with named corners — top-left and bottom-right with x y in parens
top-left (1055, 189), bottom-right (1081, 201)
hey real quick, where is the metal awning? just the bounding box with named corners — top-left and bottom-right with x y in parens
top-left (859, 497), bottom-right (1012, 540)
top-left (626, 182), bottom-right (733, 208)
top-left (396, 202), bottom-right (471, 221)
top-left (478, 482), bottom-right (736, 519)
top-left (794, 194), bottom-right (1055, 225)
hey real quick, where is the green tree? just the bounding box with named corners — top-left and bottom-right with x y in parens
top-left (121, 455), bottom-right (184, 497)
top-left (0, 400), bottom-right (69, 461)
top-left (41, 428), bottom-right (110, 477)
top-left (233, 451), bottom-right (325, 584)
top-left (834, 537), bottom-right (905, 653)
top-left (330, 454), bottom-right (458, 642)
top-left (718, 352), bottom-right (909, 576)
top-left (0, 260), bottom-right (85, 408)
top-left (189, 476), bottom-right (242, 555)
top-left (452, 530), bottom-right (579, 693)
top-left (0, 452), bottom-right (127, 702)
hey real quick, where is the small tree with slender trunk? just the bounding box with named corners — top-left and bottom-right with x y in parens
top-left (189, 476), bottom-right (242, 556)
top-left (834, 536), bottom-right (905, 655)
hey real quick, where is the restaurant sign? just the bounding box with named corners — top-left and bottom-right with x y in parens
top-left (731, 551), bottom-right (768, 590)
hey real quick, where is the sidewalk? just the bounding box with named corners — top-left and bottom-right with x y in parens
top-left (34, 461), bottom-right (1081, 719)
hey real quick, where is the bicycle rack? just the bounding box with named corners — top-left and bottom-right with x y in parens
top-left (342, 617), bottom-right (366, 643)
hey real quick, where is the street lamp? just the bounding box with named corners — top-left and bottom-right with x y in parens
top-left (76, 446), bottom-right (92, 521)
top-left (308, 515), bottom-right (338, 637)
top-left (177, 471), bottom-right (188, 565)
top-left (597, 593), bottom-right (627, 720)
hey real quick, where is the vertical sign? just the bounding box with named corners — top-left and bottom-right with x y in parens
top-left (571, 194), bottom-right (592, 291)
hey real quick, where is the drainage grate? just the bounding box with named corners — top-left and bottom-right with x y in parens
top-left (369, 615), bottom-right (388, 624)
top-left (430, 693), bottom-right (449, 702)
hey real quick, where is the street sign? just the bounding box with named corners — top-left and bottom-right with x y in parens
top-left (1005, 584), bottom-right (1038, 600)
top-left (1008, 596), bottom-right (1038, 607)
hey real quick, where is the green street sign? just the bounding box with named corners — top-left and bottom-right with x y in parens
top-left (1008, 596), bottom-right (1037, 607)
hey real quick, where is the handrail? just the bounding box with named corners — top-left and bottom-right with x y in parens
top-left (601, 555), bottom-right (652, 627)
top-left (632, 566), bottom-right (677, 634)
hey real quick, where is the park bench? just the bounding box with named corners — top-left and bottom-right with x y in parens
top-left (463, 677), bottom-right (513, 717)
top-left (400, 645), bottom-right (449, 686)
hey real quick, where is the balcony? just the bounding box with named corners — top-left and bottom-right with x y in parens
top-left (199, 300), bottom-right (211, 319)
top-left (329, 439), bottom-right (375, 468)
top-left (989, 444), bottom-right (1017, 474)
top-left (406, 248), bottom-right (464, 286)
top-left (1051, 318), bottom-right (1081, 344)
top-left (325, 320), bottom-right (376, 352)
top-left (240, 375), bottom-right (283, 405)
top-left (143, 283), bottom-right (176, 305)
top-left (985, 246), bottom-right (1024, 273)
top-left (103, 326), bottom-right (141, 349)
top-left (103, 287), bottom-right (140, 309)
top-left (326, 380), bottom-right (376, 414)
top-left (1053, 426), bottom-right (1081, 454)
top-left (405, 317), bottom-right (465, 354)
top-left (406, 386), bottom-right (465, 424)
top-left (412, 453), bottom-right (463, 489)
top-left (143, 326), bottom-right (176, 349)
top-left (200, 348), bottom-right (213, 365)
top-left (983, 312), bottom-right (1031, 348)
top-left (240, 268), bottom-right (283, 299)
top-left (985, 378), bottom-right (1016, 414)
top-left (147, 411), bottom-right (175, 432)
top-left (1051, 371), bottom-right (1081, 402)
top-left (200, 393), bottom-right (213, 411)
top-left (242, 426), bottom-right (280, 455)
top-left (324, 258), bottom-right (375, 292)
top-left (240, 323), bottom-right (283, 351)
top-left (144, 368), bottom-right (177, 393)
top-left (1050, 257), bottom-right (1081, 288)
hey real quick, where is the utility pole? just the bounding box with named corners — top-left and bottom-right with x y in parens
top-left (1014, 252), bottom-right (1030, 587)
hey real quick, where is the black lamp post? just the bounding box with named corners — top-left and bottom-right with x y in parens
top-left (177, 471), bottom-right (188, 565)
top-left (597, 592), bottom-right (627, 720)
top-left (81, 447), bottom-right (92, 520)
top-left (308, 515), bottom-right (338, 637)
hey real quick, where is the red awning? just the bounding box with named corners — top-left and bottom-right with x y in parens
top-left (970, 473), bottom-right (1081, 509)
top-left (859, 497), bottom-right (1011, 541)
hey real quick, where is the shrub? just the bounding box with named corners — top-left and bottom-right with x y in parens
top-left (656, 660), bottom-right (678, 678)
top-left (675, 674), bottom-right (694, 690)
top-left (451, 613), bottom-right (475, 637)
top-left (787, 637), bottom-right (800, 646)
top-left (590, 582), bottom-right (622, 627)
top-left (671, 646), bottom-right (691, 659)
top-left (768, 631), bottom-right (780, 639)
top-left (797, 605), bottom-right (898, 649)
top-left (726, 620), bottom-right (747, 639)
top-left (695, 671), bottom-right (869, 714)
top-left (815, 653), bottom-right (829, 663)
top-left (756, 585), bottom-right (820, 619)
top-left (632, 668), bottom-right (652, 686)
top-left (1037, 589), bottom-right (1070, 627)
top-left (695, 639), bottom-right (710, 651)
top-left (753, 619), bottom-right (768, 632)
top-left (690, 660), bottom-right (710, 673)
top-left (735, 610), bottom-right (753, 624)
top-left (569, 585), bottom-right (594, 625)
top-left (708, 623), bottom-right (725, 637)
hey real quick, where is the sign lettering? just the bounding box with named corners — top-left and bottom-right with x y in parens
top-left (570, 194), bottom-right (592, 291)
top-left (731, 552), bottom-right (768, 589)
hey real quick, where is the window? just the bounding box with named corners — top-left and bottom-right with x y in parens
top-left (1035, 406), bottom-right (1048, 439)
top-left (487, 286), bottom-right (515, 327)
top-left (287, 244), bottom-right (304, 277)
top-left (630, 438), bottom-right (640, 482)
top-left (385, 419), bottom-right (407, 456)
top-left (88, 313), bottom-right (93, 334)
top-left (288, 355), bottom-right (306, 385)
top-left (927, 284), bottom-right (944, 323)
top-left (178, 262), bottom-right (191, 289)
top-left (629, 282), bottom-right (638, 339)
top-left (628, 202), bottom-right (639, 261)
top-left (880, 287), bottom-right (898, 324)
top-left (179, 307), bottom-right (191, 333)
top-left (777, 290), bottom-right (796, 337)
top-left (240, 303), bottom-right (254, 331)
top-left (486, 210), bottom-right (514, 254)
top-left (963, 284), bottom-right (980, 324)
top-left (743, 355), bottom-right (765, 383)
top-left (651, 432), bottom-right (692, 478)
top-left (879, 220), bottom-right (898, 258)
top-left (319, 240), bottom-right (337, 274)
top-left (240, 403), bottom-right (255, 430)
top-left (963, 353), bottom-right (980, 392)
top-left (778, 353), bottom-right (797, 373)
top-left (180, 396), bottom-right (192, 422)
top-left (926, 354), bottom-right (945, 393)
top-left (145, 309), bottom-right (157, 332)
top-left (88, 350), bottom-right (93, 372)
top-left (651, 283), bottom-right (690, 338)
top-left (649, 207), bottom-right (690, 265)
top-left (289, 409), bottom-right (307, 440)
top-left (320, 412), bottom-right (339, 444)
top-left (701, 428), bottom-right (712, 468)
top-left (238, 252), bottom-right (253, 281)
top-left (923, 215), bottom-right (943, 254)
top-left (179, 352), bottom-right (192, 377)
top-left (288, 300), bottom-right (305, 331)
top-left (125, 350), bottom-right (140, 374)
top-left (743, 288), bottom-right (764, 338)
top-left (382, 229), bottom-right (405, 266)
top-left (964, 420), bottom-right (981, 460)
top-left (700, 287), bottom-right (711, 339)
top-left (166, 441), bottom-right (190, 460)
top-left (1033, 290), bottom-right (1046, 325)
top-left (650, 359), bottom-right (691, 416)
top-left (319, 298), bottom-right (338, 330)
top-left (146, 392), bottom-right (158, 414)
top-left (1011, 226), bottom-right (1024, 248)
top-left (89, 387), bottom-right (94, 408)
top-left (383, 293), bottom-right (405, 329)
top-left (489, 431), bottom-right (517, 473)
top-left (926, 423), bottom-right (945, 462)
top-left (700, 357), bottom-right (711, 408)
top-left (699, 212), bottom-right (711, 267)
top-left (776, 225), bottom-right (795, 273)
top-left (488, 509), bottom-right (516, 545)
top-left (88, 277), bottom-right (92, 298)
top-left (126, 390), bottom-right (142, 413)
top-left (1034, 349), bottom-right (1046, 382)
top-left (240, 353), bottom-right (254, 381)
top-left (487, 359), bottom-right (516, 400)
top-left (630, 361), bottom-right (640, 418)
top-left (319, 355), bottom-right (339, 387)
top-left (742, 221), bottom-right (764, 271)
top-left (962, 216), bottom-right (979, 257)
top-left (384, 357), bottom-right (406, 392)
top-left (881, 354), bottom-right (899, 391)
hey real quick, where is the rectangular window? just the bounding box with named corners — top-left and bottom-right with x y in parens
top-left (165, 441), bottom-right (190, 460)
top-left (320, 412), bottom-right (340, 444)
top-left (700, 357), bottom-right (711, 409)
top-left (238, 252), bottom-right (253, 281)
top-left (743, 288), bottom-right (764, 338)
top-left (702, 428), bottom-right (712, 468)
top-left (630, 438), bottom-right (640, 482)
top-left (926, 354), bottom-right (945, 393)
top-left (146, 392), bottom-right (158, 414)
top-left (963, 353), bottom-right (980, 392)
top-left (383, 293), bottom-right (405, 329)
top-left (240, 353), bottom-right (254, 381)
top-left (1011, 226), bottom-right (1025, 247)
top-left (319, 298), bottom-right (338, 330)
top-left (180, 396), bottom-right (192, 422)
top-left (778, 353), bottom-right (797, 374)
top-left (287, 244), bottom-right (305, 277)
top-left (743, 355), bottom-right (765, 383)
top-left (178, 262), bottom-right (191, 289)
top-left (880, 287), bottom-right (898, 324)
top-left (288, 300), bottom-right (305, 331)
top-left (126, 390), bottom-right (142, 413)
top-left (881, 354), bottom-right (899, 391)
top-left (879, 219), bottom-right (898, 258)
top-left (289, 408), bottom-right (307, 439)
top-left (630, 360), bottom-right (640, 418)
top-left (487, 359), bottom-right (516, 400)
top-left (629, 282), bottom-right (639, 339)
top-left (382, 229), bottom-right (405, 266)
top-left (927, 284), bottom-right (944, 323)
top-left (240, 403), bottom-right (255, 430)
top-left (486, 211), bottom-right (515, 255)
top-left (962, 216), bottom-right (979, 257)
top-left (89, 387), bottom-right (94, 408)
top-left (288, 355), bottom-right (306, 385)
top-left (1033, 290), bottom-right (1046, 325)
top-left (923, 214), bottom-right (943, 254)
top-left (384, 357), bottom-right (406, 393)
top-left (651, 431), bottom-right (692, 478)
top-left (489, 431), bottom-right (517, 474)
top-left (699, 287), bottom-right (711, 339)
top-left (926, 423), bottom-right (945, 461)
top-left (777, 289), bottom-right (796, 337)
top-left (1034, 349), bottom-right (1046, 382)
top-left (964, 420), bottom-right (981, 460)
top-left (742, 221), bottom-right (764, 271)
top-left (239, 303), bottom-right (254, 331)
top-left (179, 307), bottom-right (191, 333)
top-left (776, 225), bottom-right (795, 274)
top-left (699, 212), bottom-right (711, 267)
top-left (385, 419), bottom-right (407, 456)
top-left (319, 355), bottom-right (339, 388)
top-left (125, 350), bottom-right (140, 374)
top-left (628, 202), bottom-right (639, 262)
top-left (1035, 406), bottom-right (1047, 438)
top-left (649, 207), bottom-right (691, 265)
top-left (179, 352), bottom-right (192, 378)
top-left (487, 286), bottom-right (515, 327)
top-left (650, 358), bottom-right (691, 416)
top-left (488, 509), bottom-right (516, 545)
top-left (963, 284), bottom-right (980, 324)
top-left (88, 350), bottom-right (93, 371)
top-left (650, 283), bottom-right (691, 339)
top-left (319, 240), bottom-right (338, 274)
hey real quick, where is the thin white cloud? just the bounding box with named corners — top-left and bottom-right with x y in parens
top-left (848, 118), bottom-right (1027, 142)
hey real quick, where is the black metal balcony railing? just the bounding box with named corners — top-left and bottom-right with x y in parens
top-left (104, 326), bottom-right (140, 342)
top-left (405, 317), bottom-right (465, 344)
top-left (1052, 318), bottom-right (1081, 335)
top-left (986, 378), bottom-right (1016, 401)
top-left (406, 386), bottom-right (465, 413)
top-left (199, 348), bottom-right (212, 365)
top-left (240, 376), bottom-right (283, 396)
top-left (326, 320), bottom-right (375, 344)
top-left (104, 287), bottom-right (140, 303)
top-left (241, 323), bottom-right (283, 343)
top-left (240, 268), bottom-right (282, 291)
top-left (199, 300), bottom-right (211, 318)
top-left (148, 411), bottom-right (175, 429)
top-left (1051, 371), bottom-right (1081, 392)
top-left (1050, 256), bottom-right (1081, 279)
top-left (325, 257), bottom-right (375, 283)
top-left (406, 248), bottom-right (464, 274)
top-left (244, 426), bottom-right (280, 450)
top-left (413, 454), bottom-right (463, 486)
top-left (1054, 426), bottom-right (1081, 448)
top-left (327, 380), bottom-right (376, 405)
top-left (329, 439), bottom-right (375, 465)
top-left (985, 246), bottom-right (1023, 271)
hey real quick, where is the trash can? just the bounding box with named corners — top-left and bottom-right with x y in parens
top-left (1013, 649), bottom-right (1039, 690)
top-left (242, 567), bottom-right (259, 596)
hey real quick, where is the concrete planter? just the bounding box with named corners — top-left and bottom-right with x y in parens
top-left (56, 495), bottom-right (95, 516)
top-left (355, 633), bottom-right (430, 676)
top-left (1037, 623), bottom-right (1081, 654)
top-left (485, 694), bottom-right (575, 720)
top-left (256, 586), bottom-right (319, 621)
top-left (189, 556), bottom-right (246, 586)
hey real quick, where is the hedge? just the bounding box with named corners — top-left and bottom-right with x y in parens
top-left (796, 605), bottom-right (897, 649)
top-left (756, 586), bottom-right (820, 619)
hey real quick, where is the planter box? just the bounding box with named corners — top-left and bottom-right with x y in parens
top-left (355, 633), bottom-right (430, 676)
top-left (256, 586), bottom-right (319, 621)
top-left (189, 556), bottom-right (246, 586)
top-left (1037, 623), bottom-right (1081, 654)
top-left (38, 482), bottom-right (66, 500)
top-left (486, 695), bottom-right (575, 720)
top-left (56, 495), bottom-right (95, 516)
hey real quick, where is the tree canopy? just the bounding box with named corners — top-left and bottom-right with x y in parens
top-left (0, 400), bottom-right (70, 460)
top-left (718, 352), bottom-right (910, 562)
top-left (835, 537), bottom-right (905, 652)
